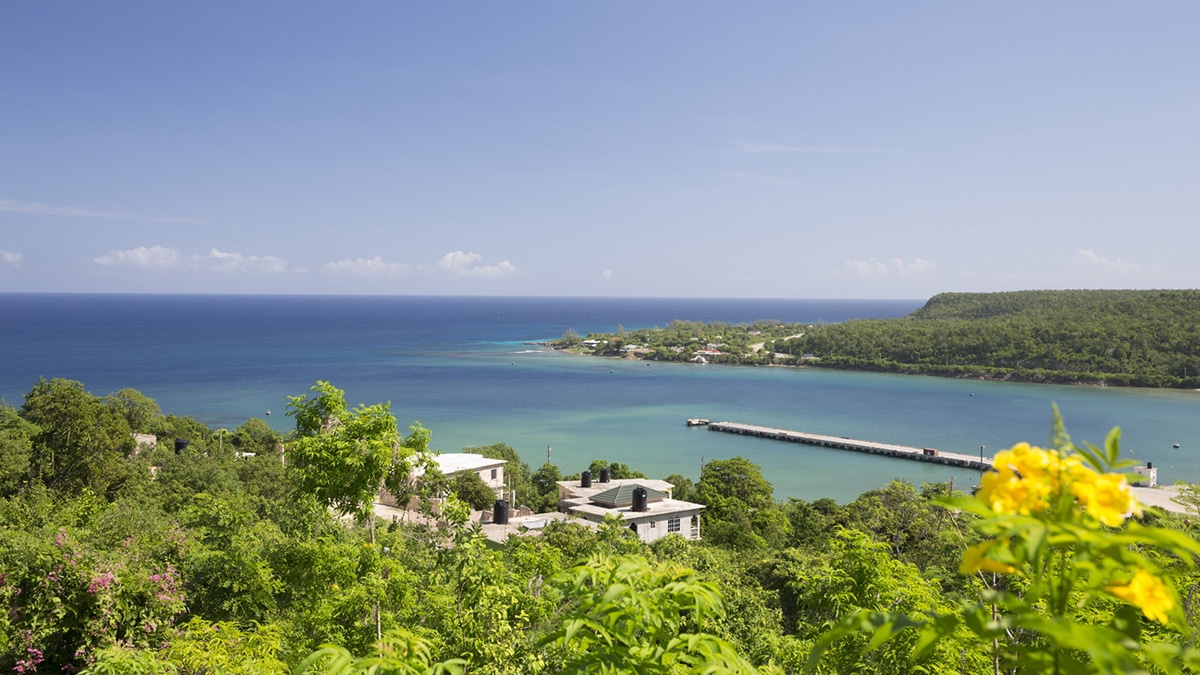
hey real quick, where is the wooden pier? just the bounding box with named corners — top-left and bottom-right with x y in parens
top-left (706, 421), bottom-right (994, 471)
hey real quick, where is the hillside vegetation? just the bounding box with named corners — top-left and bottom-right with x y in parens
top-left (565, 290), bottom-right (1200, 388)
top-left (5, 379), bottom-right (1200, 673)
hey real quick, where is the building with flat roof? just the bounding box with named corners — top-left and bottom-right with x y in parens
top-left (379, 452), bottom-right (507, 509)
top-left (555, 472), bottom-right (704, 543)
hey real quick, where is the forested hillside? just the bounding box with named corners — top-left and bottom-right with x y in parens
top-left (3, 379), bottom-right (1200, 673)
top-left (796, 290), bottom-right (1200, 387)
top-left (566, 290), bottom-right (1200, 388)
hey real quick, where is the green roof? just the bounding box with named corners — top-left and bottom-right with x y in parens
top-left (589, 484), bottom-right (667, 508)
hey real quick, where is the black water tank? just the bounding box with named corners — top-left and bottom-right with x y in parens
top-left (581, 470), bottom-right (592, 488)
top-left (1147, 461), bottom-right (1153, 470)
top-left (632, 486), bottom-right (648, 512)
top-left (174, 438), bottom-right (189, 453)
top-left (599, 467), bottom-right (611, 483)
top-left (493, 499), bottom-right (509, 525)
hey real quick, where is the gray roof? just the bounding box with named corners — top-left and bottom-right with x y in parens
top-left (588, 483), bottom-right (667, 508)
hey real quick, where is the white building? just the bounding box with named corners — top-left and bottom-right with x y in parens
top-left (379, 452), bottom-right (507, 509)
top-left (556, 475), bottom-right (704, 543)
top-left (431, 453), bottom-right (507, 498)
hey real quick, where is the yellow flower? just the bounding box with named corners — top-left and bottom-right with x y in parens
top-left (1072, 470), bottom-right (1141, 527)
top-left (960, 540), bottom-right (1016, 576)
top-left (978, 443), bottom-right (1058, 515)
top-left (1109, 569), bottom-right (1174, 624)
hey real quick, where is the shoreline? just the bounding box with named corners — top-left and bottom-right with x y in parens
top-left (540, 344), bottom-right (1200, 392)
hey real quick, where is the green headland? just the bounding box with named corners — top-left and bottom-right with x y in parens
top-left (554, 289), bottom-right (1200, 388)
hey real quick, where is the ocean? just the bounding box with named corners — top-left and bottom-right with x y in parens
top-left (3, 294), bottom-right (1199, 502)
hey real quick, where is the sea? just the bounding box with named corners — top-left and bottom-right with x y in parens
top-left (3, 294), bottom-right (1199, 503)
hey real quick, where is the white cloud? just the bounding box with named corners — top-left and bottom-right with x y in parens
top-left (322, 251), bottom-right (517, 280)
top-left (844, 257), bottom-right (938, 280)
top-left (0, 249), bottom-right (22, 266)
top-left (436, 250), bottom-right (483, 271)
top-left (94, 245), bottom-right (182, 269)
top-left (0, 198), bottom-right (201, 224)
top-left (436, 251), bottom-right (517, 278)
top-left (601, 270), bottom-right (613, 281)
top-left (94, 245), bottom-right (287, 273)
top-left (323, 256), bottom-right (413, 277)
top-left (1074, 249), bottom-right (1156, 276)
top-left (196, 248), bottom-right (287, 273)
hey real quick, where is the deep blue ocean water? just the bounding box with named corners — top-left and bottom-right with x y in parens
top-left (3, 294), bottom-right (1199, 501)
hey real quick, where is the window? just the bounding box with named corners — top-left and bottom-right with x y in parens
top-left (650, 521), bottom-right (656, 529)
top-left (667, 516), bottom-right (681, 533)
top-left (490, 468), bottom-right (497, 480)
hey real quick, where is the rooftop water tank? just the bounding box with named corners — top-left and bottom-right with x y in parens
top-left (632, 486), bottom-right (648, 512)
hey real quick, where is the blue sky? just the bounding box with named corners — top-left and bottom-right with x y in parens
top-left (2, 3), bottom-right (1197, 298)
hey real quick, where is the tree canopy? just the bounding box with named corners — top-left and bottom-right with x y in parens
top-left (559, 290), bottom-right (1200, 388)
top-left (4, 376), bottom-right (1200, 674)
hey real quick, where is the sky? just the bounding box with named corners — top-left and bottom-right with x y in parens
top-left (2, 3), bottom-right (1198, 299)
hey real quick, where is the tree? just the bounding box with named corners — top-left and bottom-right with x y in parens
top-left (531, 462), bottom-right (563, 513)
top-left (232, 417), bottom-right (281, 456)
top-left (452, 471), bottom-right (497, 511)
top-left (149, 413), bottom-right (213, 453)
top-left (20, 378), bottom-right (135, 495)
top-left (839, 480), bottom-right (962, 575)
top-left (587, 460), bottom-right (646, 480)
top-left (664, 473), bottom-right (696, 502)
top-left (695, 457), bottom-right (788, 550)
top-left (104, 388), bottom-right (161, 434)
top-left (0, 404), bottom-right (36, 496)
top-left (469, 442), bottom-right (534, 508)
top-left (542, 553), bottom-right (780, 674)
top-left (696, 457), bottom-right (775, 515)
top-left (285, 381), bottom-right (414, 522)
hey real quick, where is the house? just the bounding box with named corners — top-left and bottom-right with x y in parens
top-left (378, 452), bottom-right (507, 509)
top-left (431, 453), bottom-right (507, 498)
top-left (555, 472), bottom-right (704, 543)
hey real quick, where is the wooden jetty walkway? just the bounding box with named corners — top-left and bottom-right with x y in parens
top-left (706, 421), bottom-right (994, 471)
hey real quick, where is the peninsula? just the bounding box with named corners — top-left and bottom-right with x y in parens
top-left (551, 289), bottom-right (1200, 389)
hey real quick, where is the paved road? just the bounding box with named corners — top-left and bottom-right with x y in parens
top-left (1132, 485), bottom-right (1190, 516)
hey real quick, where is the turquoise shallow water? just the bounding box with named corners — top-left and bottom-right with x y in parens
top-left (3, 294), bottom-right (1198, 502)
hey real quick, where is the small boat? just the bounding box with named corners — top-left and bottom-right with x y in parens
top-left (1174, 442), bottom-right (1181, 448)
top-left (265, 409), bottom-right (271, 416)
top-left (686, 418), bottom-right (710, 427)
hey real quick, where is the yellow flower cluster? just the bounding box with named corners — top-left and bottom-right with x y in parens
top-left (977, 443), bottom-right (1059, 515)
top-left (959, 540), bottom-right (1016, 576)
top-left (1108, 569), bottom-right (1174, 624)
top-left (977, 443), bottom-right (1141, 526)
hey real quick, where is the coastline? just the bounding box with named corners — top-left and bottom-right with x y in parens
top-left (540, 344), bottom-right (1200, 391)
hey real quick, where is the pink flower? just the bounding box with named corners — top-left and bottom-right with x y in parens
top-left (87, 571), bottom-right (116, 593)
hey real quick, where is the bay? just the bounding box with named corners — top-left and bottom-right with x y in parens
top-left (2, 293), bottom-right (1198, 502)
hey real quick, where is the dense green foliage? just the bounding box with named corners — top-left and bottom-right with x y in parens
top-left (3, 378), bottom-right (1200, 674)
top-left (562, 290), bottom-right (1200, 388)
